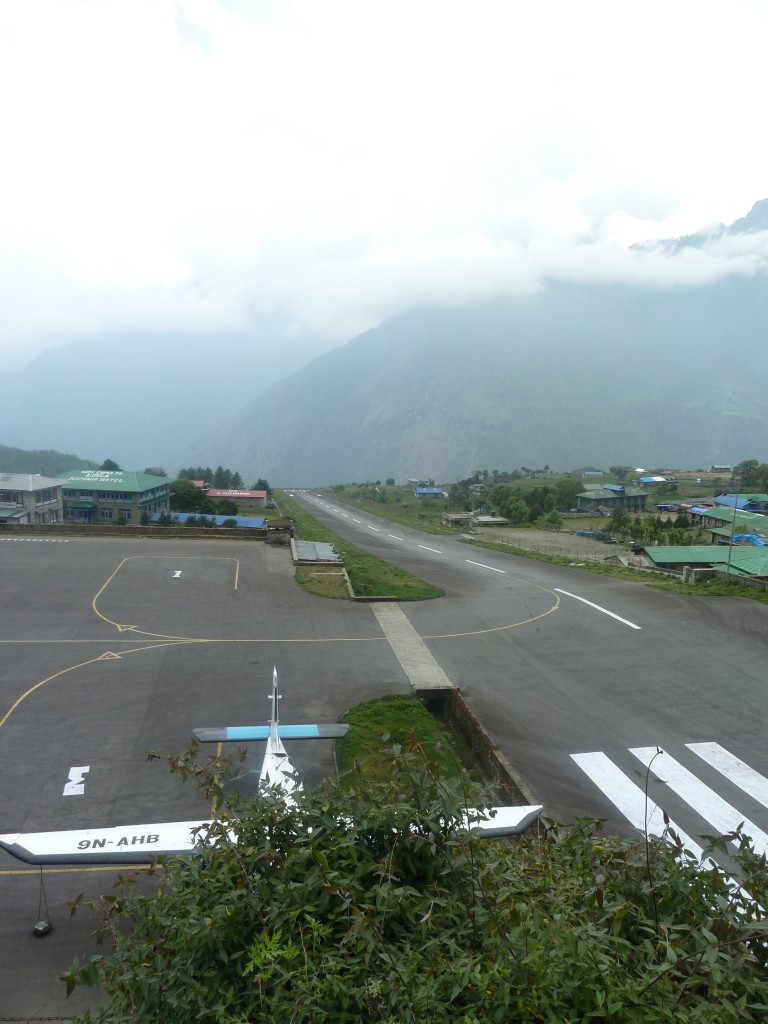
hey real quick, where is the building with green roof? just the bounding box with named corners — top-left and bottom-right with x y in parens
top-left (59, 470), bottom-right (169, 524)
top-left (640, 545), bottom-right (768, 578)
top-left (576, 485), bottom-right (649, 513)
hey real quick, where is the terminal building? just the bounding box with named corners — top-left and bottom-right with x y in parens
top-left (0, 473), bottom-right (65, 524)
top-left (60, 470), bottom-right (170, 524)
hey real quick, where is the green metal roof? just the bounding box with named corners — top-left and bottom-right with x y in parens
top-left (59, 470), bottom-right (168, 492)
top-left (643, 546), bottom-right (727, 565)
top-left (697, 506), bottom-right (764, 524)
top-left (578, 487), bottom-right (648, 499)
top-left (721, 550), bottom-right (768, 576)
top-left (643, 545), bottom-right (768, 576)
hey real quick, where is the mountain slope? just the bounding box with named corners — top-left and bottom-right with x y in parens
top-left (0, 330), bottom-right (321, 470)
top-left (174, 270), bottom-right (768, 485)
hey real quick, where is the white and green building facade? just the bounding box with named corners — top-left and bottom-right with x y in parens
top-left (60, 470), bottom-right (169, 524)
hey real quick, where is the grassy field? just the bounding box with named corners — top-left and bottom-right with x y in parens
top-left (277, 491), bottom-right (443, 601)
top-left (337, 693), bottom-right (481, 786)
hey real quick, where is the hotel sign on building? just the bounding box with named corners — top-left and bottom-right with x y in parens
top-left (60, 470), bottom-right (169, 524)
top-left (205, 489), bottom-right (268, 509)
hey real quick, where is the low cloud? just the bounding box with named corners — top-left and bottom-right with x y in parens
top-left (2, 0), bottom-right (768, 369)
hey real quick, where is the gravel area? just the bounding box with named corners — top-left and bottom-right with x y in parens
top-left (469, 526), bottom-right (626, 562)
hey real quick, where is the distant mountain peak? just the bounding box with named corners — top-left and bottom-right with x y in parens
top-left (634, 198), bottom-right (768, 254)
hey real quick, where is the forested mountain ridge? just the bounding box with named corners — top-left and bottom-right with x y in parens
top-left (0, 444), bottom-right (98, 476)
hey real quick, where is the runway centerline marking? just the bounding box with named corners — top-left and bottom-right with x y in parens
top-left (367, 526), bottom-right (380, 532)
top-left (555, 589), bottom-right (641, 629)
top-left (418, 544), bottom-right (442, 553)
top-left (388, 534), bottom-right (403, 541)
top-left (465, 559), bottom-right (506, 574)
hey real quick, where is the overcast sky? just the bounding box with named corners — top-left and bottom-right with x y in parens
top-left (2, 0), bottom-right (768, 371)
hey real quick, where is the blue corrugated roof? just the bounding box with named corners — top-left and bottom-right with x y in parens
top-left (150, 512), bottom-right (266, 528)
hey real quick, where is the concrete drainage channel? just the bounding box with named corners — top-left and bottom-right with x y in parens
top-left (290, 543), bottom-right (539, 818)
top-left (369, 603), bottom-right (538, 814)
top-left (417, 687), bottom-right (538, 810)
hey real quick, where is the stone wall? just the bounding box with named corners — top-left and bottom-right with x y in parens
top-left (416, 687), bottom-right (537, 808)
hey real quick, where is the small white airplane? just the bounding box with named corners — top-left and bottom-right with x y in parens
top-left (0, 668), bottom-right (542, 866)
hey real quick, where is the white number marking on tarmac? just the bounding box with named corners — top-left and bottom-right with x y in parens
top-left (555, 589), bottom-right (641, 629)
top-left (63, 766), bottom-right (90, 796)
top-left (173, 570), bottom-right (182, 577)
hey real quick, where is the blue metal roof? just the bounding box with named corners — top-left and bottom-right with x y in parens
top-left (150, 512), bottom-right (266, 528)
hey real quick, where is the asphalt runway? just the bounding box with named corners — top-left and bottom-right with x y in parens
top-left (0, 536), bottom-right (409, 1020)
top-left (290, 492), bottom-right (768, 869)
top-left (5, 516), bottom-right (768, 1016)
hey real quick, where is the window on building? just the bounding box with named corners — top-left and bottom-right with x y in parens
top-left (101, 509), bottom-right (113, 520)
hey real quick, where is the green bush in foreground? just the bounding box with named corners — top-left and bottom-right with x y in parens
top-left (66, 746), bottom-right (768, 1023)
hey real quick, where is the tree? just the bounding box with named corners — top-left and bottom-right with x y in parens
top-left (503, 496), bottom-right (529, 523)
top-left (609, 507), bottom-right (632, 533)
top-left (64, 747), bottom-right (768, 1022)
top-left (100, 458), bottom-right (121, 471)
top-left (216, 498), bottom-right (239, 517)
top-left (169, 479), bottom-right (216, 514)
top-left (142, 467), bottom-right (167, 477)
top-left (178, 467), bottom-right (213, 482)
top-left (733, 460), bottom-right (760, 487)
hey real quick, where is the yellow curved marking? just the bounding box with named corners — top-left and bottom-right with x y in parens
top-left (425, 584), bottom-right (560, 638)
top-left (0, 642), bottom-right (195, 730)
top-left (92, 555), bottom-right (240, 637)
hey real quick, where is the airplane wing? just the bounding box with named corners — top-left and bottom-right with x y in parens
top-left (0, 820), bottom-right (215, 866)
top-left (193, 724), bottom-right (349, 743)
top-left (0, 806), bottom-right (543, 866)
top-left (459, 804), bottom-right (543, 838)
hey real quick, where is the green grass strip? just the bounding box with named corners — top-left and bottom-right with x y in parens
top-left (277, 491), bottom-right (443, 601)
top-left (337, 694), bottom-right (480, 785)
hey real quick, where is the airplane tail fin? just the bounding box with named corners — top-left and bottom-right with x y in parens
top-left (192, 665), bottom-right (349, 743)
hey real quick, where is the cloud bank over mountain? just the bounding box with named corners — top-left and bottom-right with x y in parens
top-left (2, 1), bottom-right (768, 370)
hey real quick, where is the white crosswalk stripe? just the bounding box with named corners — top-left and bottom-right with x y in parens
top-left (630, 747), bottom-right (768, 857)
top-left (687, 742), bottom-right (768, 808)
top-left (572, 742), bottom-right (768, 865)
top-left (570, 751), bottom-right (704, 858)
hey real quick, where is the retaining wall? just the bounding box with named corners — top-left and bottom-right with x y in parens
top-left (0, 522), bottom-right (267, 541)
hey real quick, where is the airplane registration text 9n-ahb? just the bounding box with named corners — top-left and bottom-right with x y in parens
top-left (0, 668), bottom-right (543, 866)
